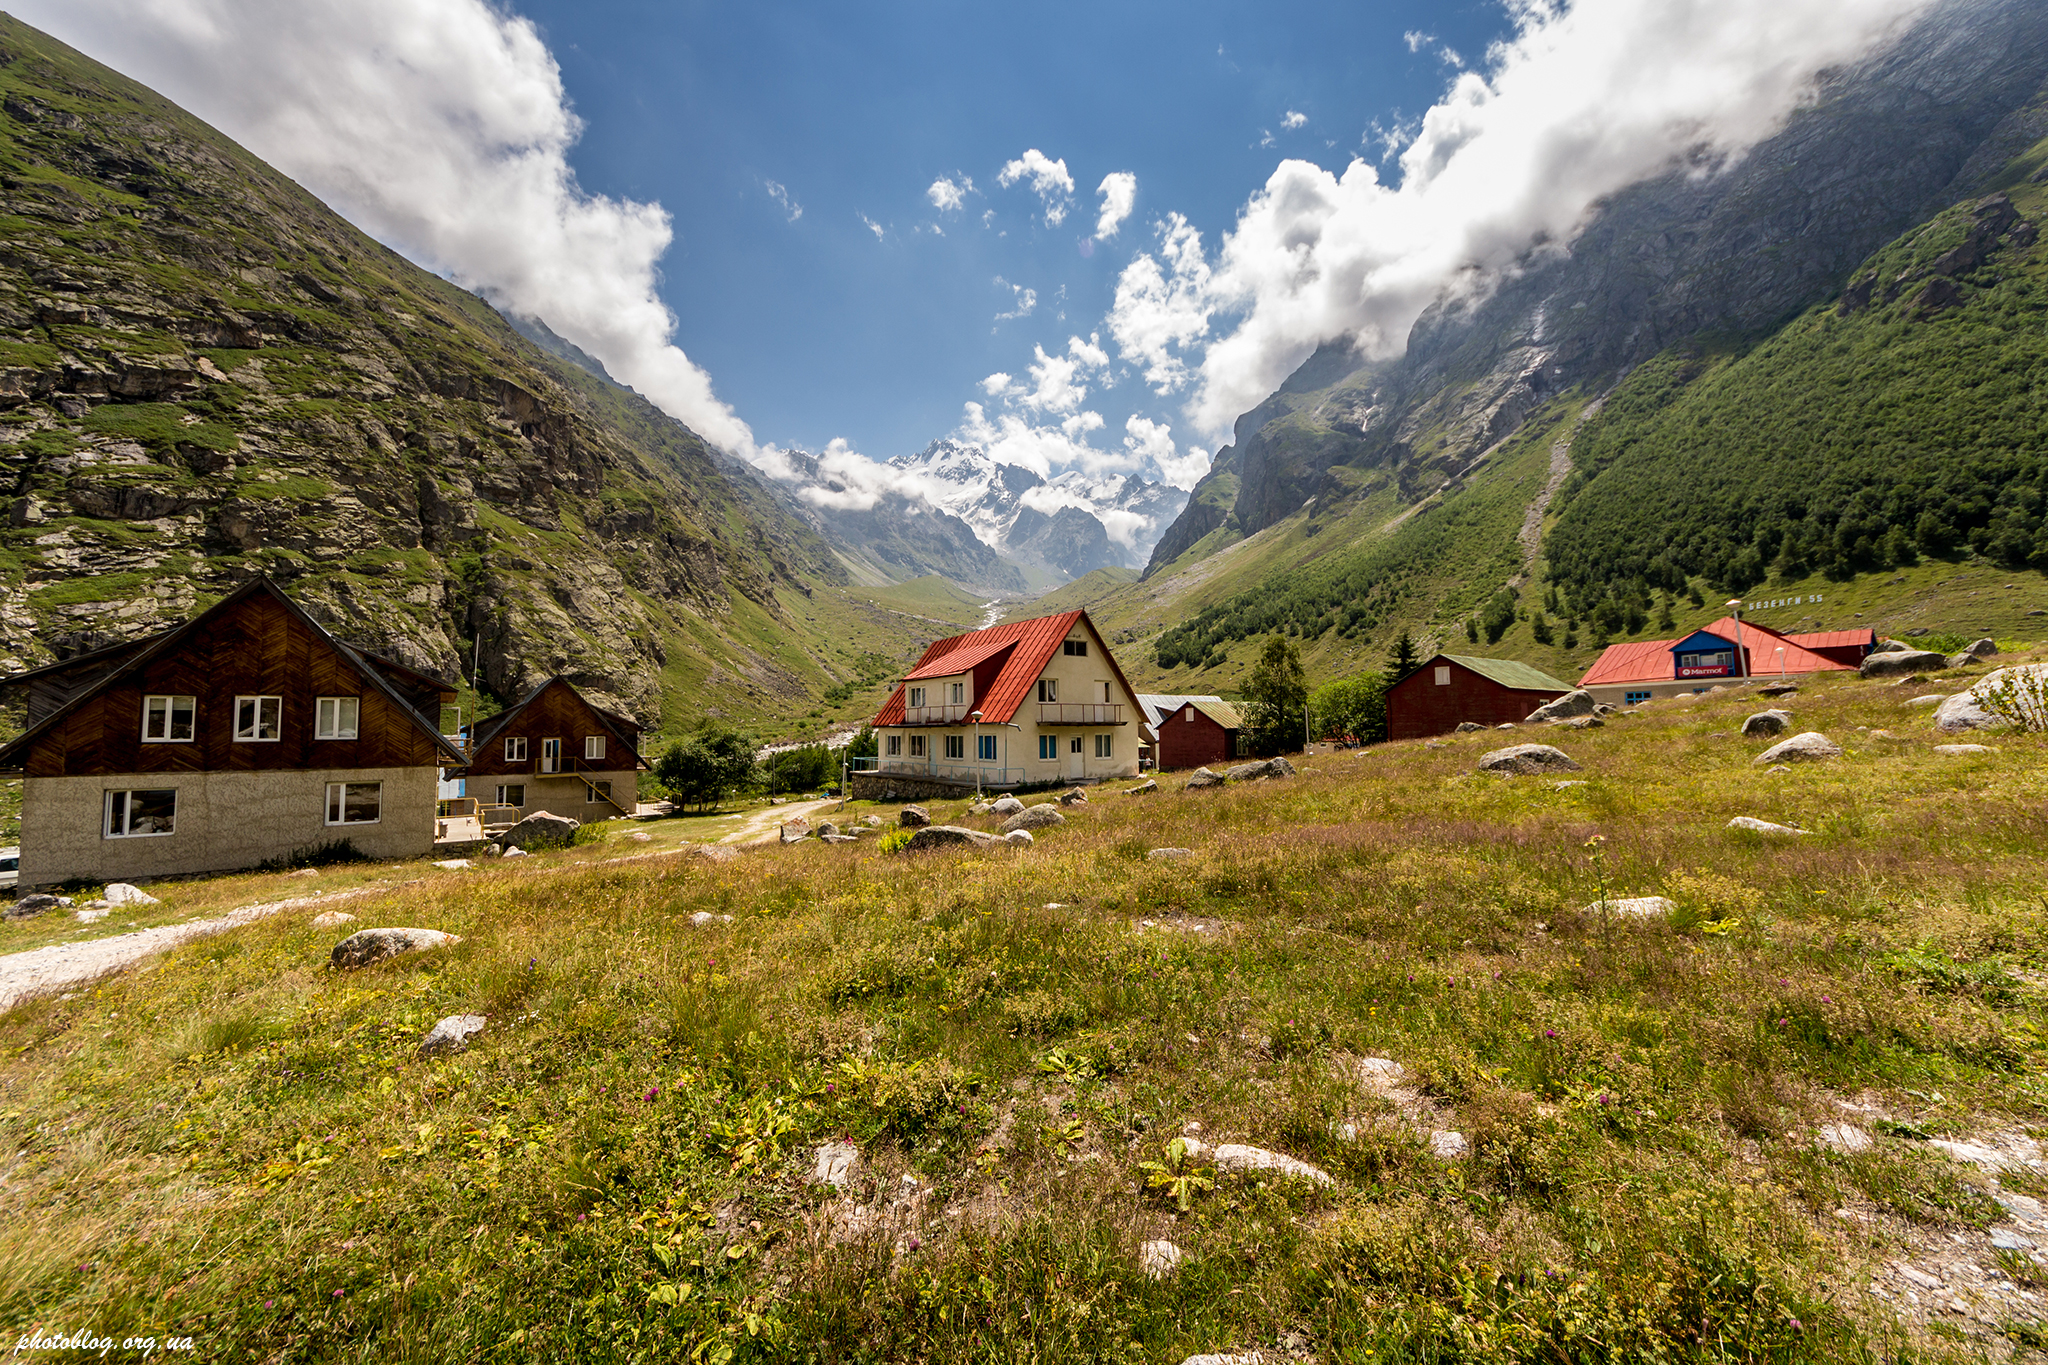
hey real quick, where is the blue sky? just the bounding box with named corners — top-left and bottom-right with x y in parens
top-left (512, 0), bottom-right (1516, 462)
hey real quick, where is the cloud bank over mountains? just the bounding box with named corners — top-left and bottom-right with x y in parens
top-left (1111, 0), bottom-right (1938, 441)
top-left (20, 0), bottom-right (764, 459)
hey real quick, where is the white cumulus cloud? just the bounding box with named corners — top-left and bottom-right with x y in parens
top-left (1282, 110), bottom-right (1308, 130)
top-left (927, 175), bottom-right (973, 212)
top-left (1109, 0), bottom-right (1938, 441)
top-left (1094, 171), bottom-right (1137, 239)
top-left (1404, 29), bottom-right (1435, 53)
top-left (993, 277), bottom-right (1037, 322)
top-left (997, 148), bottom-right (1076, 226)
top-left (20, 0), bottom-right (763, 457)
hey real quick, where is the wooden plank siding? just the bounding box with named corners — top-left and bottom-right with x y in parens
top-left (463, 679), bottom-right (643, 778)
top-left (18, 591), bottom-right (448, 779)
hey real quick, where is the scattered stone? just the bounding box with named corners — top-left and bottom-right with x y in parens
top-left (1356, 1057), bottom-right (1407, 1090)
top-left (502, 847), bottom-right (528, 859)
top-left (1904, 694), bottom-right (1950, 707)
top-left (1177, 1354), bottom-right (1270, 1365)
top-left (74, 908), bottom-right (107, 923)
top-left (1148, 847), bottom-right (1191, 861)
top-left (779, 817), bottom-right (812, 844)
top-left (1963, 637), bottom-right (1999, 659)
top-left (6, 893), bottom-right (63, 920)
top-left (1758, 684), bottom-right (1799, 698)
top-left (688, 844), bottom-right (739, 864)
top-left (102, 883), bottom-right (160, 907)
top-left (1555, 715), bottom-right (1604, 730)
top-left (1526, 689), bottom-right (1597, 722)
top-left (1430, 1130), bottom-right (1470, 1159)
top-left (1139, 1240), bottom-right (1184, 1279)
top-left (904, 824), bottom-right (999, 851)
top-left (999, 804), bottom-right (1065, 834)
top-left (1497, 722), bottom-right (1517, 729)
top-left (499, 810), bottom-right (580, 849)
top-left (813, 1141), bottom-right (860, 1187)
top-left (1552, 779), bottom-right (1587, 789)
top-left (1945, 652), bottom-right (1978, 669)
top-left (1990, 1228), bottom-right (2036, 1251)
top-left (1205, 1142), bottom-right (1333, 1185)
top-left (991, 795), bottom-right (1025, 816)
top-left (418, 1014), bottom-right (487, 1057)
top-left (820, 833), bottom-right (858, 843)
top-left (1454, 721), bottom-right (1485, 733)
top-left (1184, 767), bottom-right (1226, 789)
top-left (628, 830), bottom-right (653, 842)
top-left (689, 911), bottom-right (733, 926)
top-left (1226, 757), bottom-right (1296, 781)
top-left (482, 844), bottom-right (503, 858)
top-left (1580, 896), bottom-right (1676, 919)
top-left (1727, 816), bottom-right (1804, 836)
top-left (1933, 743), bottom-right (1991, 756)
top-left (1058, 788), bottom-right (1090, 806)
top-left (289, 867), bottom-right (322, 877)
top-left (1869, 639), bottom-right (1910, 654)
top-left (329, 927), bottom-right (461, 969)
top-left (1740, 709), bottom-right (1792, 738)
top-left (1934, 663), bottom-right (2048, 733)
top-left (1818, 1123), bottom-right (1872, 1153)
top-left (1004, 830), bottom-right (1034, 846)
top-left (1763, 764), bottom-right (1792, 775)
top-left (1752, 732), bottom-right (1841, 765)
top-left (1928, 1131), bottom-right (2043, 1173)
top-left (311, 911), bottom-right (357, 930)
top-left (815, 820), bottom-right (839, 837)
top-left (863, 815), bottom-right (883, 827)
top-left (432, 858), bottom-right (473, 870)
top-left (1124, 778), bottom-right (1159, 795)
top-left (965, 800), bottom-right (994, 817)
top-left (1861, 649), bottom-right (1949, 678)
top-left (898, 805), bottom-right (930, 828)
top-left (1478, 743), bottom-right (1580, 776)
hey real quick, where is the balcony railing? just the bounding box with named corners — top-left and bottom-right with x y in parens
top-left (902, 704), bottom-right (974, 725)
top-left (1037, 703), bottom-right (1126, 726)
top-left (872, 757), bottom-right (1026, 787)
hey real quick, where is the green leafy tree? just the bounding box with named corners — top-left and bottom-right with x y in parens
top-left (1386, 630), bottom-right (1420, 679)
top-left (847, 724), bottom-right (878, 762)
top-left (762, 742), bottom-right (832, 795)
top-left (1240, 635), bottom-right (1308, 755)
top-left (655, 724), bottom-right (757, 812)
top-left (1531, 612), bottom-right (1554, 645)
top-left (1309, 672), bottom-right (1388, 745)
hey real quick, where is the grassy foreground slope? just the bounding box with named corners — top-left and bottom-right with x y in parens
top-left (6, 663), bottom-right (2048, 1361)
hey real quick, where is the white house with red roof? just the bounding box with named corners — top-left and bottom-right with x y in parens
top-left (1577, 615), bottom-right (1875, 705)
top-left (862, 609), bottom-right (1147, 793)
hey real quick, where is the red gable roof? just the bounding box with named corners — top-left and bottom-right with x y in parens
top-left (1577, 617), bottom-right (1855, 687)
top-left (1788, 628), bottom-right (1877, 651)
top-left (874, 609), bottom-right (1138, 726)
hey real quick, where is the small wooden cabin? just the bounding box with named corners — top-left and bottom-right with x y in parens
top-left (457, 677), bottom-right (647, 823)
top-left (1139, 693), bottom-right (1242, 769)
top-left (1385, 654), bottom-right (1573, 741)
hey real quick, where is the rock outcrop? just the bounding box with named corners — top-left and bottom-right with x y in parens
top-left (1478, 744), bottom-right (1580, 775)
top-left (1753, 732), bottom-right (1842, 764)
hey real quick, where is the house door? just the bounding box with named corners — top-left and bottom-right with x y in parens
top-left (541, 737), bottom-right (561, 774)
top-left (1067, 735), bottom-right (1084, 780)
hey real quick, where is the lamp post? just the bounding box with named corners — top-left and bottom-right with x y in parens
top-left (1725, 599), bottom-right (1748, 680)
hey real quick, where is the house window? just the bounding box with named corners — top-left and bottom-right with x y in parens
top-left (541, 738), bottom-right (562, 773)
top-left (909, 734), bottom-right (927, 757)
top-left (1624, 690), bottom-right (1652, 705)
top-left (977, 734), bottom-right (996, 761)
top-left (1185, 708), bottom-right (1197, 723)
top-left (1433, 666), bottom-right (1451, 686)
top-left (1100, 682), bottom-right (1112, 703)
top-left (1037, 679), bottom-right (1058, 703)
top-left (105, 788), bottom-right (176, 837)
top-left (585, 735), bottom-right (605, 761)
top-left (315, 696), bottom-right (359, 740)
top-left (1069, 736), bottom-right (1083, 754)
top-left (1063, 639), bottom-right (1087, 656)
top-left (1094, 734), bottom-right (1112, 758)
top-left (944, 734), bottom-right (965, 759)
top-left (949, 681), bottom-right (965, 705)
top-left (908, 686), bottom-right (926, 708)
top-left (886, 734), bottom-right (902, 756)
top-left (325, 781), bottom-right (382, 825)
top-left (233, 695), bottom-right (282, 741)
top-left (141, 695), bottom-right (195, 743)
top-left (1038, 734), bottom-right (1057, 760)
top-left (586, 780), bottom-right (612, 803)
top-left (496, 783), bottom-right (525, 807)
top-left (504, 736), bottom-right (528, 763)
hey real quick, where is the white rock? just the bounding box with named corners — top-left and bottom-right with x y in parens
top-left (1581, 896), bottom-right (1676, 919)
top-left (1209, 1143), bottom-right (1332, 1185)
top-left (1991, 1229), bottom-right (2036, 1251)
top-left (432, 858), bottom-right (473, 870)
top-left (102, 882), bottom-right (160, 906)
top-left (1930, 1133), bottom-right (2043, 1172)
top-left (329, 927), bottom-right (461, 969)
top-left (1525, 690), bottom-right (1597, 722)
top-left (1933, 663), bottom-right (2048, 733)
top-left (991, 796), bottom-right (1025, 816)
top-left (1904, 694), bottom-right (1948, 708)
top-left (813, 1141), bottom-right (860, 1187)
top-left (1727, 816), bottom-right (1805, 836)
top-left (1818, 1123), bottom-right (1872, 1153)
top-left (502, 847), bottom-right (528, 858)
top-left (418, 1013), bottom-right (487, 1057)
top-left (1933, 744), bottom-right (1990, 756)
top-left (689, 911), bottom-right (733, 926)
top-left (1995, 1191), bottom-right (2046, 1227)
top-left (629, 831), bottom-right (653, 842)
top-left (1355, 1056), bottom-right (1407, 1090)
top-left (1178, 1353), bottom-right (1270, 1365)
top-left (311, 911), bottom-right (357, 930)
top-left (1148, 847), bottom-right (1191, 861)
top-left (1478, 743), bottom-right (1580, 775)
top-left (1430, 1130), bottom-right (1470, 1159)
top-left (1139, 1239), bottom-right (1184, 1279)
top-left (1753, 732), bottom-right (1842, 765)
top-left (74, 908), bottom-right (108, 923)
top-left (1003, 829), bottom-right (1034, 846)
top-left (1894, 1261), bottom-right (1943, 1291)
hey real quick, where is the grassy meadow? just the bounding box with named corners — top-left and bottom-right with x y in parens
top-left (4, 661), bottom-right (2047, 1363)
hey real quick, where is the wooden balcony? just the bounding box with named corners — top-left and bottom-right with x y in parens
top-left (1037, 703), bottom-right (1126, 726)
top-left (902, 704), bottom-right (974, 726)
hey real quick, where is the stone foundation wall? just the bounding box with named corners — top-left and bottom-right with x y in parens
top-left (849, 771), bottom-right (981, 803)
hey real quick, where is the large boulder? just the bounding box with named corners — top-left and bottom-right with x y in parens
top-left (499, 810), bottom-right (579, 849)
top-left (1003, 829), bottom-right (1034, 846)
top-left (1057, 787), bottom-right (1090, 806)
top-left (6, 893), bottom-right (68, 920)
top-left (1861, 649), bottom-right (1949, 678)
top-left (1478, 744), bottom-right (1581, 776)
top-left (904, 824), bottom-right (998, 851)
top-left (330, 927), bottom-right (461, 969)
top-left (1225, 757), bottom-right (1295, 782)
top-left (1184, 767), bottom-right (1226, 789)
top-left (1963, 637), bottom-right (1999, 659)
top-left (1869, 639), bottom-right (1910, 654)
top-left (1933, 664), bottom-right (2048, 733)
top-left (1741, 709), bottom-right (1792, 737)
top-left (102, 882), bottom-right (160, 907)
top-left (999, 804), bottom-right (1065, 834)
top-left (1753, 732), bottom-right (1841, 764)
top-left (991, 795), bottom-right (1025, 816)
top-left (898, 805), bottom-right (931, 828)
top-left (1526, 690), bottom-right (1597, 723)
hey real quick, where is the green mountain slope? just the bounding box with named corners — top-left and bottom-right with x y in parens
top-left (0, 15), bottom-right (962, 733)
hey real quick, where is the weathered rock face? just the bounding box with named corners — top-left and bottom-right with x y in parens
top-left (1527, 690), bottom-right (1597, 723)
top-left (1863, 650), bottom-right (1951, 678)
top-left (330, 927), bottom-right (461, 969)
top-left (998, 805), bottom-right (1065, 834)
top-left (1754, 732), bottom-right (1842, 764)
top-left (1184, 767), bottom-right (1226, 789)
top-left (898, 805), bottom-right (931, 828)
top-left (418, 1014), bottom-right (487, 1057)
top-left (903, 824), bottom-right (998, 851)
top-left (1478, 744), bottom-right (1580, 775)
top-left (1935, 663), bottom-right (2048, 731)
top-left (500, 811), bottom-right (580, 849)
top-left (1741, 709), bottom-right (1792, 737)
top-left (1225, 757), bottom-right (1296, 781)
top-left (0, 17), bottom-right (848, 721)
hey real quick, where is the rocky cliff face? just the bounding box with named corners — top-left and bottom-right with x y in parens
top-left (0, 16), bottom-right (848, 725)
top-left (1147, 0), bottom-right (2048, 576)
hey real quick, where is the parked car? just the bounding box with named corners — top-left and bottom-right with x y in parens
top-left (0, 846), bottom-right (18, 888)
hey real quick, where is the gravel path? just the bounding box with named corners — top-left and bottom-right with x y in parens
top-left (0, 886), bottom-right (387, 1012)
top-left (717, 797), bottom-right (842, 845)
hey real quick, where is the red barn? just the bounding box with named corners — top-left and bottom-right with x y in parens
top-left (1140, 694), bottom-right (1242, 769)
top-left (1385, 654), bottom-right (1573, 741)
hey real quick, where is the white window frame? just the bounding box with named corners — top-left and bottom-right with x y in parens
top-left (944, 734), bottom-right (965, 759)
top-left (1037, 679), bottom-right (1058, 703)
top-left (141, 694), bottom-right (195, 744)
top-left (1094, 734), bottom-right (1113, 758)
top-left (105, 787), bottom-right (177, 838)
top-left (233, 694), bottom-right (282, 742)
top-left (496, 783), bottom-right (526, 807)
top-left (585, 734), bottom-right (605, 761)
top-left (949, 681), bottom-right (965, 705)
top-left (315, 695), bottom-right (360, 740)
top-left (324, 781), bottom-right (382, 826)
top-left (909, 734), bottom-right (927, 757)
top-left (541, 737), bottom-right (562, 774)
top-left (885, 734), bottom-right (902, 757)
top-left (504, 735), bottom-right (528, 763)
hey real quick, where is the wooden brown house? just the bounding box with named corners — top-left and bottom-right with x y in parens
top-left (1385, 654), bottom-right (1573, 741)
top-left (457, 677), bottom-right (647, 822)
top-left (1138, 693), bottom-right (1242, 770)
top-left (0, 579), bottom-right (465, 886)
